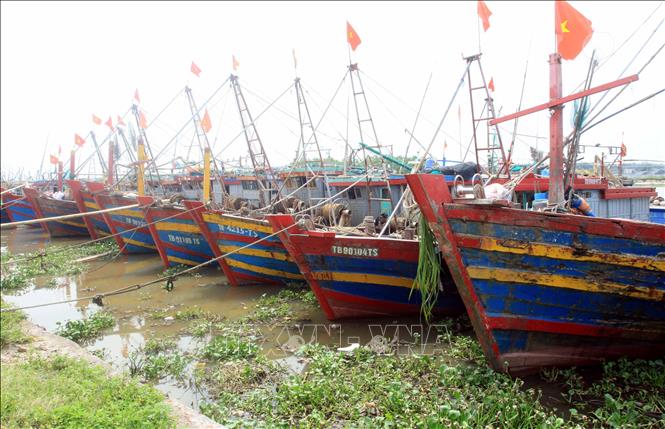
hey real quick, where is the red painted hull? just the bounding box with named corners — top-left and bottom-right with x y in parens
top-left (406, 173), bottom-right (665, 375)
top-left (267, 214), bottom-right (465, 320)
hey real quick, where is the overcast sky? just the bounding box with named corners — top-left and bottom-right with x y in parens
top-left (2, 1), bottom-right (664, 179)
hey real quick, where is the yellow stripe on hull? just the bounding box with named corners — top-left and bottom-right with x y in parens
top-left (84, 202), bottom-right (100, 210)
top-left (466, 266), bottom-right (664, 302)
top-left (311, 271), bottom-right (414, 289)
top-left (460, 235), bottom-right (665, 272)
top-left (218, 245), bottom-right (292, 262)
top-left (167, 255), bottom-right (200, 266)
top-left (51, 219), bottom-right (86, 228)
top-left (112, 209), bottom-right (144, 218)
top-left (202, 213), bottom-right (273, 234)
top-left (155, 221), bottom-right (201, 234)
top-left (122, 237), bottom-right (157, 250)
top-left (226, 259), bottom-right (303, 280)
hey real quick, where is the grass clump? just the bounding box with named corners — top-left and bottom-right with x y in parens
top-left (0, 240), bottom-right (117, 291)
top-left (128, 337), bottom-right (190, 382)
top-left (242, 287), bottom-right (317, 324)
top-left (0, 354), bottom-right (174, 428)
top-left (549, 358), bottom-right (665, 427)
top-left (202, 334), bottom-right (259, 361)
top-left (55, 311), bottom-right (115, 343)
top-left (0, 299), bottom-right (29, 348)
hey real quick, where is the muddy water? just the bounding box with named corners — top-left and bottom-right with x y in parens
top-left (1, 226), bottom-right (461, 409)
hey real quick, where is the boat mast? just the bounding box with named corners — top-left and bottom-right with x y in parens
top-left (184, 86), bottom-right (230, 203)
top-left (548, 53), bottom-right (564, 205)
top-left (294, 77), bottom-right (331, 200)
top-left (131, 104), bottom-right (163, 194)
top-left (348, 63), bottom-right (396, 215)
top-left (229, 74), bottom-right (282, 208)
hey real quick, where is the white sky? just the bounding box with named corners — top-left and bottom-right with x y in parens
top-left (2, 1), bottom-right (664, 179)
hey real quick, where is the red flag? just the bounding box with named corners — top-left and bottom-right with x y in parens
top-left (139, 111), bottom-right (148, 129)
top-left (477, 1), bottom-right (492, 32)
top-left (74, 134), bottom-right (86, 147)
top-left (50, 154), bottom-right (59, 165)
top-left (191, 61), bottom-right (202, 77)
top-left (346, 21), bottom-right (361, 51)
top-left (488, 77), bottom-right (495, 92)
top-left (105, 116), bottom-right (113, 130)
top-left (620, 142), bottom-right (627, 157)
top-left (134, 88), bottom-right (141, 103)
top-left (117, 115), bottom-right (126, 126)
top-left (92, 114), bottom-right (102, 125)
top-left (555, 0), bottom-right (593, 60)
top-left (232, 55), bottom-right (240, 72)
top-left (201, 109), bottom-right (212, 134)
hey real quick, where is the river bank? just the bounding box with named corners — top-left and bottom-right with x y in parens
top-left (1, 226), bottom-right (664, 428)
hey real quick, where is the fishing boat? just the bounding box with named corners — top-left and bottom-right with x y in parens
top-left (406, 2), bottom-right (665, 374)
top-left (86, 181), bottom-right (157, 254)
top-left (192, 208), bottom-right (303, 286)
top-left (267, 214), bottom-right (465, 319)
top-left (67, 180), bottom-right (112, 239)
top-left (22, 187), bottom-right (89, 237)
top-left (137, 196), bottom-right (216, 267)
top-left (1, 187), bottom-right (41, 227)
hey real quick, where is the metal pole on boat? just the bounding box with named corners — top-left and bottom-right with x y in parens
top-left (69, 150), bottom-right (76, 180)
top-left (137, 142), bottom-right (146, 196)
top-left (548, 53), bottom-right (564, 205)
top-left (107, 140), bottom-right (115, 186)
top-left (203, 147), bottom-right (211, 202)
top-left (57, 161), bottom-right (63, 192)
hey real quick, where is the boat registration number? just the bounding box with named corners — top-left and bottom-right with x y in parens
top-left (331, 245), bottom-right (379, 257)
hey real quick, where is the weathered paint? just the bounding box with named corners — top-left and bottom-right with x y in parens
top-left (23, 188), bottom-right (89, 238)
top-left (1, 189), bottom-right (40, 227)
top-left (67, 180), bottom-right (111, 239)
top-left (87, 182), bottom-right (156, 254)
top-left (196, 211), bottom-right (303, 286)
top-left (267, 214), bottom-right (465, 320)
top-left (137, 196), bottom-right (216, 268)
top-left (406, 173), bottom-right (665, 375)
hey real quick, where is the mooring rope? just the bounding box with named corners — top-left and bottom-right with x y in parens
top-left (0, 221), bottom-right (301, 313)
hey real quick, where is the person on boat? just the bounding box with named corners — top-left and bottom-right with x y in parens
top-left (51, 186), bottom-right (65, 200)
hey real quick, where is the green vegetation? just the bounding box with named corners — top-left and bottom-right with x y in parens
top-left (544, 358), bottom-right (665, 427)
top-left (200, 344), bottom-right (567, 428)
top-left (202, 335), bottom-right (259, 361)
top-left (0, 240), bottom-right (117, 290)
top-left (0, 299), bottom-right (29, 348)
top-left (0, 355), bottom-right (174, 428)
top-left (55, 311), bottom-right (115, 343)
top-left (413, 214), bottom-right (441, 322)
top-left (127, 336), bottom-right (190, 382)
top-left (242, 287), bottom-right (317, 324)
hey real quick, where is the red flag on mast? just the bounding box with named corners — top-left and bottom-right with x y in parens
top-left (346, 21), bottom-right (361, 51)
top-left (232, 55), bottom-right (240, 72)
top-left (201, 109), bottom-right (212, 133)
top-left (488, 77), bottom-right (495, 92)
top-left (105, 116), bottom-right (113, 130)
top-left (134, 88), bottom-right (141, 103)
top-left (74, 134), bottom-right (86, 147)
top-left (555, 0), bottom-right (593, 60)
top-left (92, 114), bottom-right (102, 125)
top-left (139, 111), bottom-right (148, 129)
top-left (117, 115), bottom-right (126, 126)
top-left (191, 61), bottom-right (202, 77)
top-left (50, 154), bottom-right (59, 165)
top-left (477, 1), bottom-right (492, 32)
